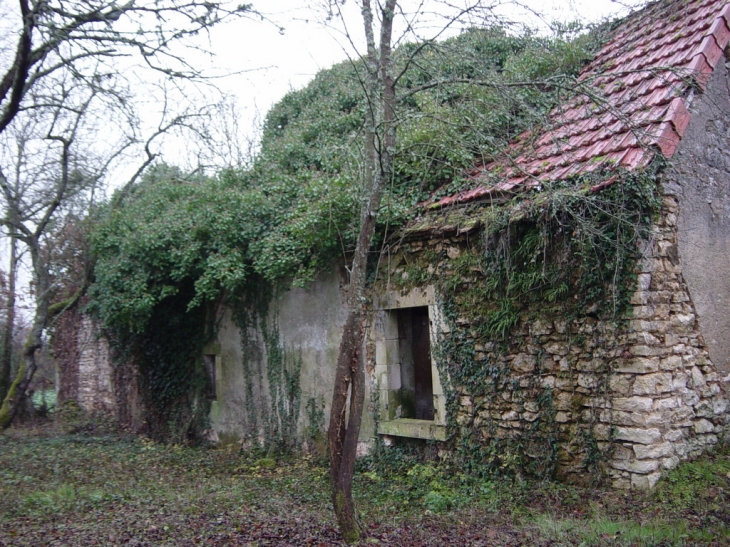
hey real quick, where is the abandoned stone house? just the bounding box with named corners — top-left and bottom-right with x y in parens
top-left (65, 0), bottom-right (730, 489)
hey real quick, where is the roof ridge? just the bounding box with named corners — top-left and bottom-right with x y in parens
top-left (432, 0), bottom-right (730, 209)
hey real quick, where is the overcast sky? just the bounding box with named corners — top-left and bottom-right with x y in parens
top-left (193, 0), bottom-right (646, 152)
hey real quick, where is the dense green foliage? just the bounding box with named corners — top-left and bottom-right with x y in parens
top-left (88, 24), bottom-right (606, 438)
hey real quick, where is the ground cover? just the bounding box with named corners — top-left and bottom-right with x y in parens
top-left (0, 425), bottom-right (728, 546)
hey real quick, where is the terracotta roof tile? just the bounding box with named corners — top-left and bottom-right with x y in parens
top-left (433, 0), bottom-right (730, 208)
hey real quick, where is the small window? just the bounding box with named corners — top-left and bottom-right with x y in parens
top-left (203, 354), bottom-right (217, 401)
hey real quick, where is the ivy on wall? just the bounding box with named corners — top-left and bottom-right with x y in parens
top-left (386, 167), bottom-right (662, 480)
top-left (87, 24), bottom-right (614, 443)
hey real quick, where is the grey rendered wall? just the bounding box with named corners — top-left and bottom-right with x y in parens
top-left (210, 269), bottom-right (373, 449)
top-left (664, 61), bottom-right (730, 372)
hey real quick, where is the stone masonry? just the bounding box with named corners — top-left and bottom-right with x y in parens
top-left (375, 193), bottom-right (729, 489)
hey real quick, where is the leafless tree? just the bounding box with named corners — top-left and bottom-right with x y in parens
top-left (0, 0), bottom-right (256, 429)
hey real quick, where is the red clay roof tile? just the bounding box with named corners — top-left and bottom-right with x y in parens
top-left (433, 0), bottom-right (730, 208)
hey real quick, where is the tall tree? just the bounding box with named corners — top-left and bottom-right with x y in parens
top-left (0, 0), bottom-right (255, 430)
top-left (323, 0), bottom-right (598, 541)
top-left (327, 0), bottom-right (396, 542)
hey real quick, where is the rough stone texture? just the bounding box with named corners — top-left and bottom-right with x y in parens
top-left (76, 317), bottom-right (116, 414)
top-left (363, 64), bottom-right (730, 490)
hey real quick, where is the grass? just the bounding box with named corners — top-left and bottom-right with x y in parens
top-left (1, 425), bottom-right (729, 546)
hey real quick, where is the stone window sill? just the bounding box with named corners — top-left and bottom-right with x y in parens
top-left (378, 418), bottom-right (446, 441)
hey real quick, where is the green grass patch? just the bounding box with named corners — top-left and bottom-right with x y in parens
top-left (1, 429), bottom-right (729, 546)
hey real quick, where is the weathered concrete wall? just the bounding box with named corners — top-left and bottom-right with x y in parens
top-left (210, 269), bottom-right (371, 449)
top-left (665, 63), bottom-right (730, 372)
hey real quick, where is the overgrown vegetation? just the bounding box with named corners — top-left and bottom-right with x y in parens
top-left (386, 166), bottom-right (662, 480)
top-left (1, 429), bottom-right (728, 546)
top-left (88, 24), bottom-right (609, 440)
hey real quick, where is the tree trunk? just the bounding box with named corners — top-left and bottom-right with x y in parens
top-left (0, 235), bottom-right (17, 401)
top-left (0, 241), bottom-right (49, 430)
top-left (328, 0), bottom-right (397, 543)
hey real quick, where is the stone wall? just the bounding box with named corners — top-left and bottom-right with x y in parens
top-left (372, 190), bottom-right (729, 488)
top-left (210, 268), bottom-right (361, 450)
top-left (602, 195), bottom-right (728, 489)
top-left (76, 316), bottom-right (116, 414)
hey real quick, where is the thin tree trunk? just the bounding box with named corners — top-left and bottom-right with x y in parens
top-left (0, 237), bottom-right (51, 429)
top-left (328, 0), bottom-right (397, 543)
top-left (0, 235), bottom-right (17, 401)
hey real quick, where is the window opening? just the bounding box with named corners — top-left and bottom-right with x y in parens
top-left (203, 354), bottom-right (217, 401)
top-left (397, 306), bottom-right (434, 421)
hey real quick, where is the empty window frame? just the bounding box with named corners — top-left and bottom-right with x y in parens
top-left (396, 306), bottom-right (435, 421)
top-left (203, 353), bottom-right (218, 401)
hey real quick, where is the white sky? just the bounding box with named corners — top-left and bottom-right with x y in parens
top-left (192, 0), bottom-right (645, 152)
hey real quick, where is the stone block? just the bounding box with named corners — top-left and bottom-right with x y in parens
top-left (633, 306), bottom-right (655, 319)
top-left (541, 376), bottom-right (556, 388)
top-left (634, 373), bottom-right (673, 395)
top-left (634, 442), bottom-right (673, 459)
top-left (612, 459), bottom-right (659, 474)
top-left (512, 353), bottom-right (536, 373)
top-left (664, 429), bottom-right (685, 442)
top-left (615, 358), bottom-right (660, 374)
top-left (637, 273), bottom-right (652, 291)
top-left (654, 396), bottom-right (680, 411)
top-left (602, 410), bottom-right (632, 426)
top-left (631, 471), bottom-right (662, 490)
top-left (610, 375), bottom-right (632, 395)
top-left (672, 374), bottom-right (688, 390)
top-left (694, 419), bottom-right (715, 434)
top-left (545, 342), bottom-right (569, 356)
top-left (672, 314), bottom-right (695, 328)
top-left (375, 339), bottom-right (399, 367)
top-left (631, 345), bottom-right (663, 357)
top-left (593, 424), bottom-right (611, 441)
top-left (615, 427), bottom-right (662, 444)
top-left (530, 320), bottom-right (553, 336)
top-left (501, 410), bottom-right (519, 421)
top-left (613, 444), bottom-right (634, 460)
top-left (690, 367), bottom-right (707, 389)
top-left (555, 411), bottom-right (571, 423)
top-left (713, 398), bottom-right (728, 414)
top-left (660, 355), bottom-right (683, 370)
top-left (694, 400), bottom-right (714, 418)
top-left (578, 373), bottom-right (597, 389)
top-left (613, 396), bottom-right (653, 412)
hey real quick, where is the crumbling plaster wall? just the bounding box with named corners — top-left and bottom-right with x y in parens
top-left (665, 61), bottom-right (730, 372)
top-left (210, 269), bottom-right (373, 448)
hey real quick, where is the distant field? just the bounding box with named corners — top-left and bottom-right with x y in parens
top-left (0, 426), bottom-right (728, 546)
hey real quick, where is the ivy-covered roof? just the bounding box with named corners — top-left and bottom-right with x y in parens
top-left (435, 0), bottom-right (730, 207)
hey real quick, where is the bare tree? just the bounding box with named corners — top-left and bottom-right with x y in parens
top-left (327, 1), bottom-right (396, 541)
top-left (0, 0), bottom-right (256, 429)
top-left (322, 0), bottom-right (587, 541)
